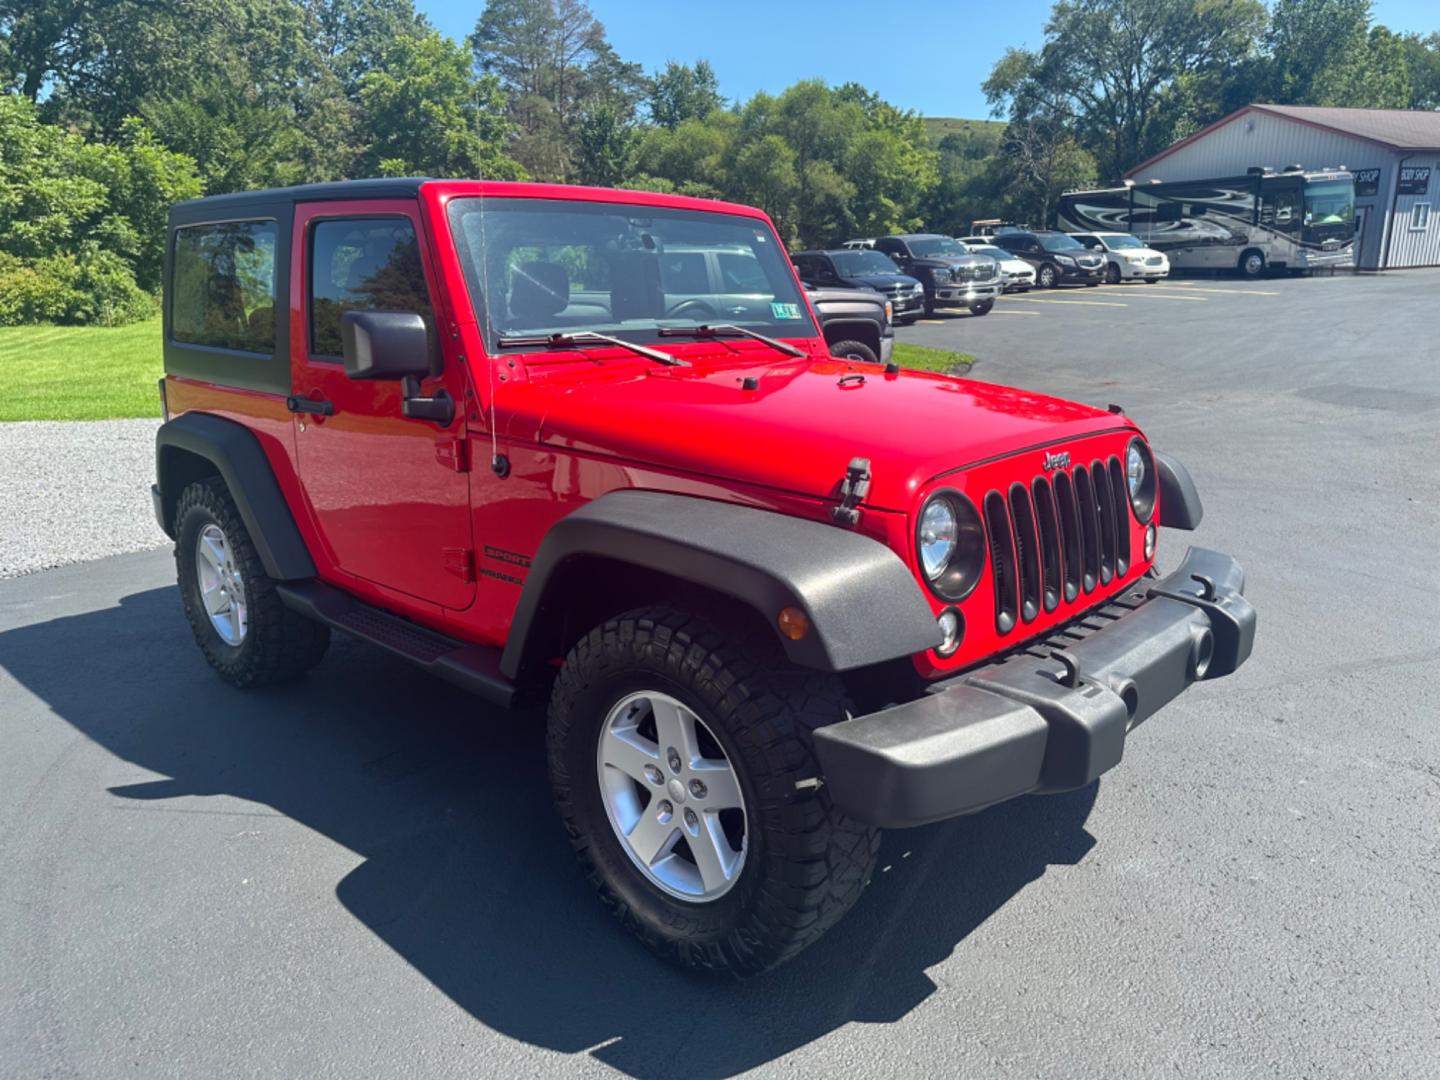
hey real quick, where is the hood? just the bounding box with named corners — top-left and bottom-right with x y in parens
top-left (503, 352), bottom-right (1131, 510)
top-left (844, 272), bottom-right (921, 290)
top-left (915, 254), bottom-right (990, 269)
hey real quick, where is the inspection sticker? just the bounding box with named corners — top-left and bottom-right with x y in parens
top-left (771, 302), bottom-right (802, 320)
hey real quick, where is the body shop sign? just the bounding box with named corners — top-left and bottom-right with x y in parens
top-left (1353, 168), bottom-right (1381, 197)
top-left (1398, 167), bottom-right (1431, 196)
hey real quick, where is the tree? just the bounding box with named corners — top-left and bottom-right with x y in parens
top-left (986, 0), bottom-right (1267, 179)
top-left (647, 60), bottom-right (724, 128)
top-left (574, 104), bottom-right (635, 186)
top-left (1264, 0), bottom-right (1371, 103)
top-left (356, 29), bottom-right (525, 179)
top-left (470, 0), bottom-right (642, 181)
top-left (1399, 32), bottom-right (1440, 110)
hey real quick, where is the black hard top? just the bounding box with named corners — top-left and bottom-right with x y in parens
top-left (170, 177), bottom-right (431, 224)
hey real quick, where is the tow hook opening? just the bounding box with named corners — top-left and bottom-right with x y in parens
top-left (1191, 627), bottom-right (1215, 681)
top-left (1111, 677), bottom-right (1140, 726)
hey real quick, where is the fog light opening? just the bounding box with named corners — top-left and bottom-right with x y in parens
top-left (1191, 628), bottom-right (1215, 680)
top-left (936, 608), bottom-right (963, 657)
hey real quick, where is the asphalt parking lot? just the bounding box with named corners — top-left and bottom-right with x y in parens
top-left (3, 270), bottom-right (1439, 1079)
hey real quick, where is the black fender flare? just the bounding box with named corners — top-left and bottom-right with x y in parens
top-left (1154, 451), bottom-right (1204, 530)
top-left (155, 412), bottom-right (316, 580)
top-left (499, 490), bottom-right (941, 679)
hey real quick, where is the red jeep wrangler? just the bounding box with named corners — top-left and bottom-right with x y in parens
top-left (154, 178), bottom-right (1255, 976)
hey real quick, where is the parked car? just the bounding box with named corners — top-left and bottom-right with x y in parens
top-left (956, 240), bottom-right (1036, 292)
top-left (153, 177), bottom-right (1254, 979)
top-left (873, 234), bottom-right (1001, 316)
top-left (1069, 231), bottom-right (1170, 284)
top-left (991, 229), bottom-right (1105, 288)
top-left (803, 281), bottom-right (894, 364)
top-left (792, 248), bottom-right (926, 323)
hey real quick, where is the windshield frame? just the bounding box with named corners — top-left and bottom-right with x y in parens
top-left (445, 195), bottom-right (819, 354)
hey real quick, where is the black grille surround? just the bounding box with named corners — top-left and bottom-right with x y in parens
top-left (983, 455), bottom-right (1134, 636)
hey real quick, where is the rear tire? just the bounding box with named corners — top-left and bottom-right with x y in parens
top-left (174, 477), bottom-right (330, 687)
top-left (1238, 249), bottom-right (1266, 278)
top-left (829, 339), bottom-right (878, 363)
top-left (547, 605), bottom-right (879, 977)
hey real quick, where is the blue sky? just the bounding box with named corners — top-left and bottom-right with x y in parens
top-left (417, 0), bottom-right (1438, 119)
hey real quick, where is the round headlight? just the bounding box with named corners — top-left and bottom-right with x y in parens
top-left (916, 491), bottom-right (986, 601)
top-left (918, 498), bottom-right (957, 579)
top-left (1125, 438), bottom-right (1157, 523)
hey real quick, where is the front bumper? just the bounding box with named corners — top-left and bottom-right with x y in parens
top-left (1121, 260), bottom-right (1169, 279)
top-left (935, 281), bottom-right (1001, 305)
top-left (1060, 263), bottom-right (1105, 283)
top-left (814, 547), bottom-right (1256, 828)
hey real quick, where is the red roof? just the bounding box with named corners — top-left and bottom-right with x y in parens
top-left (1124, 104), bottom-right (1440, 178)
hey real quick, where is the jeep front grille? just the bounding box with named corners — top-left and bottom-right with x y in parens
top-left (983, 455), bottom-right (1130, 634)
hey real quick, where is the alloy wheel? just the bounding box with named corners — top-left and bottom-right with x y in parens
top-left (195, 523), bottom-right (247, 646)
top-left (596, 690), bottom-right (747, 902)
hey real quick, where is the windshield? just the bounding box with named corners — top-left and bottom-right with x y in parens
top-left (972, 246), bottom-right (1010, 259)
top-left (447, 197), bottom-right (816, 350)
top-left (1103, 234), bottom-right (1144, 249)
top-left (907, 237), bottom-right (968, 257)
top-left (830, 250), bottom-right (901, 275)
top-left (1038, 233), bottom-right (1085, 252)
top-left (1304, 180), bottom-right (1355, 226)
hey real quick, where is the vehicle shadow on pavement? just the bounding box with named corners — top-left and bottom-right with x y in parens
top-left (1, 585), bottom-right (1099, 1078)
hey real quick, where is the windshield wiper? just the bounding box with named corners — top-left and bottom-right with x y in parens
top-left (495, 331), bottom-right (688, 366)
top-left (658, 323), bottom-right (807, 358)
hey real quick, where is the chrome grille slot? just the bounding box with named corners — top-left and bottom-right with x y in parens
top-left (1051, 471), bottom-right (1082, 602)
top-left (1091, 458), bottom-right (1116, 585)
top-left (1071, 464), bottom-right (1100, 592)
top-left (984, 491), bottom-right (1019, 634)
top-left (1009, 484), bottom-right (1041, 623)
top-left (1107, 456), bottom-right (1131, 574)
top-left (1031, 477), bottom-right (1062, 613)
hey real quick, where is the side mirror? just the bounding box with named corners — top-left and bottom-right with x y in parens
top-left (340, 310), bottom-right (431, 380)
top-left (340, 310), bottom-right (453, 425)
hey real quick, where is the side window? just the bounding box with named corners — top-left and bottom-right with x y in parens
top-left (875, 238), bottom-right (898, 256)
top-left (717, 252), bottom-right (770, 293)
top-left (309, 216), bottom-right (433, 359)
top-left (659, 251), bottom-right (711, 295)
top-left (1410, 203), bottom-right (1431, 231)
top-left (171, 221), bottom-right (278, 354)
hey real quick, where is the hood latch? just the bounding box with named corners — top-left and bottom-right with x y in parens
top-left (831, 457), bottom-right (872, 527)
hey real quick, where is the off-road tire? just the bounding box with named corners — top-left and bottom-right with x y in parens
top-left (547, 605), bottom-right (880, 977)
top-left (829, 339), bottom-right (878, 364)
top-left (174, 477), bottom-right (329, 687)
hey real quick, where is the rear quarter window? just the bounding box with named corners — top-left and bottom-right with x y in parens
top-left (170, 221), bottom-right (278, 354)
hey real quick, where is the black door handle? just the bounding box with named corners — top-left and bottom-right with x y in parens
top-left (287, 395), bottom-right (334, 416)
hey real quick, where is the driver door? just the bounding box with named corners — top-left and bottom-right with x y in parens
top-left (288, 199), bottom-right (476, 611)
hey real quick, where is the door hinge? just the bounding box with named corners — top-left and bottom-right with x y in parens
top-left (436, 438), bottom-right (469, 472)
top-left (442, 548), bottom-right (475, 583)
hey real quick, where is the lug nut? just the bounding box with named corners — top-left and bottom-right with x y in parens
top-left (656, 800), bottom-right (673, 822)
top-left (689, 779), bottom-right (707, 799)
top-left (683, 807), bottom-right (699, 833)
top-left (666, 748), bottom-right (682, 773)
top-left (644, 765), bottom-right (664, 785)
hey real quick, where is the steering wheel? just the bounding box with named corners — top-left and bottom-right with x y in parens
top-left (664, 299), bottom-right (717, 320)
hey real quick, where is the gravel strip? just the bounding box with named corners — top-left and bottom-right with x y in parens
top-left (0, 419), bottom-right (167, 578)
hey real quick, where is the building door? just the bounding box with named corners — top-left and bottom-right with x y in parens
top-left (1353, 207), bottom-right (1369, 268)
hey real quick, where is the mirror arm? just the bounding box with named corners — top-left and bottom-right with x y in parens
top-left (400, 376), bottom-right (455, 426)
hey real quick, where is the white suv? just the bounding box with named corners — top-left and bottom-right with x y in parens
top-left (1069, 232), bottom-right (1169, 284)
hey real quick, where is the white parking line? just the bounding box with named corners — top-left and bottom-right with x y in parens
top-left (1088, 288), bottom-right (1207, 301)
top-left (990, 309), bottom-right (1041, 315)
top-left (1004, 296), bottom-right (1127, 307)
top-left (1120, 283), bottom-right (1280, 296)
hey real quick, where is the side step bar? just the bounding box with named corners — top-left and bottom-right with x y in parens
top-left (276, 581), bottom-right (515, 708)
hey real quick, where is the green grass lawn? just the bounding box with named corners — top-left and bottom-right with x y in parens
top-left (892, 342), bottom-right (976, 375)
top-left (0, 318), bottom-right (970, 422)
top-left (0, 318), bottom-right (164, 421)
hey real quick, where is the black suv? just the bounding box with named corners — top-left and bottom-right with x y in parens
top-left (992, 230), bottom-right (1104, 289)
top-left (792, 249), bottom-right (926, 324)
top-left (872, 234), bottom-right (1000, 317)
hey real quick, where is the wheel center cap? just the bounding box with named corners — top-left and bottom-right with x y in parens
top-left (667, 778), bottom-right (687, 804)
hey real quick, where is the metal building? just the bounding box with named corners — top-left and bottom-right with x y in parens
top-left (1125, 105), bottom-right (1440, 270)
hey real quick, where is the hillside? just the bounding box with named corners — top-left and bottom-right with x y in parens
top-left (921, 117), bottom-right (1007, 147)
